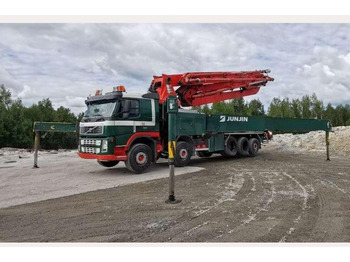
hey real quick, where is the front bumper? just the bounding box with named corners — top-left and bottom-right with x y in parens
top-left (78, 137), bottom-right (128, 161)
top-left (78, 152), bottom-right (126, 161)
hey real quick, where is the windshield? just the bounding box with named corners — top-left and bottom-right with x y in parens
top-left (84, 101), bottom-right (118, 118)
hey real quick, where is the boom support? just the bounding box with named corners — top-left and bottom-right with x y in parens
top-left (149, 69), bottom-right (274, 106)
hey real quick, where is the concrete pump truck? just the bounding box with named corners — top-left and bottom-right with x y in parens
top-left (78, 70), bottom-right (331, 173)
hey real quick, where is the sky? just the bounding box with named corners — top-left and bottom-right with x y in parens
top-left (1, 23), bottom-right (350, 114)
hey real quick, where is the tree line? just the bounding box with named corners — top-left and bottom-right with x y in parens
top-left (193, 97), bottom-right (265, 117)
top-left (193, 93), bottom-right (350, 126)
top-left (1, 83), bottom-right (350, 149)
top-left (0, 84), bottom-right (81, 149)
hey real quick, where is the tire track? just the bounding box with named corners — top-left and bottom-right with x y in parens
top-left (316, 179), bottom-right (347, 194)
top-left (151, 171), bottom-right (259, 241)
top-left (214, 171), bottom-right (277, 241)
top-left (191, 172), bottom-right (245, 218)
top-left (278, 172), bottom-right (309, 242)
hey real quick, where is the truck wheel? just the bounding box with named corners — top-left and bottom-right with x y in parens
top-left (248, 138), bottom-right (260, 156)
top-left (220, 136), bottom-right (238, 157)
top-left (175, 142), bottom-right (193, 167)
top-left (197, 151), bottom-right (213, 158)
top-left (97, 160), bottom-right (119, 167)
top-left (237, 137), bottom-right (249, 156)
top-left (125, 143), bottom-right (153, 174)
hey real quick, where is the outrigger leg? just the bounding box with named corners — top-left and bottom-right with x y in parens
top-left (33, 131), bottom-right (40, 168)
top-left (326, 131), bottom-right (330, 161)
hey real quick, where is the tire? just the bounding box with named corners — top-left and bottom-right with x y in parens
top-left (237, 137), bottom-right (249, 156)
top-left (175, 141), bottom-right (193, 167)
top-left (197, 151), bottom-right (213, 158)
top-left (97, 160), bottom-right (119, 167)
top-left (220, 136), bottom-right (238, 157)
top-left (125, 143), bottom-right (153, 174)
top-left (248, 138), bottom-right (260, 156)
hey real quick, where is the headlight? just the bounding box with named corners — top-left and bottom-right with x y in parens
top-left (81, 139), bottom-right (85, 145)
top-left (102, 140), bottom-right (108, 152)
top-left (95, 148), bottom-right (101, 154)
top-left (95, 140), bottom-right (102, 146)
top-left (81, 146), bottom-right (85, 152)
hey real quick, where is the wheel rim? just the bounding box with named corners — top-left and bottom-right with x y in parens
top-left (179, 149), bottom-right (188, 159)
top-left (136, 152), bottom-right (147, 165)
top-left (229, 141), bottom-right (236, 151)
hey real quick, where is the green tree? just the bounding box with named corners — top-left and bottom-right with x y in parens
top-left (345, 105), bottom-right (350, 125)
top-left (55, 106), bottom-right (76, 122)
top-left (211, 101), bottom-right (230, 114)
top-left (301, 95), bottom-right (311, 119)
top-left (0, 101), bottom-right (9, 146)
top-left (0, 84), bottom-right (12, 109)
top-left (0, 84), bottom-right (13, 146)
top-left (229, 98), bottom-right (248, 115)
top-left (291, 99), bottom-right (301, 118)
top-left (268, 97), bottom-right (282, 117)
top-left (333, 104), bottom-right (350, 126)
top-left (280, 98), bottom-right (291, 118)
top-left (202, 104), bottom-right (211, 114)
top-left (323, 103), bottom-right (335, 124)
top-left (310, 93), bottom-right (323, 119)
top-left (0, 85), bottom-right (79, 149)
top-left (248, 99), bottom-right (265, 116)
top-left (7, 99), bottom-right (33, 148)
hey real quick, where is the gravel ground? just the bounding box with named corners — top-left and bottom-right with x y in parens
top-left (0, 127), bottom-right (349, 242)
top-left (0, 147), bottom-right (349, 242)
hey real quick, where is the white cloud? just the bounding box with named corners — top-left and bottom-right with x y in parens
top-left (294, 46), bottom-right (350, 104)
top-left (1, 23), bottom-right (350, 114)
top-left (0, 66), bottom-right (24, 95)
top-left (17, 84), bottom-right (31, 98)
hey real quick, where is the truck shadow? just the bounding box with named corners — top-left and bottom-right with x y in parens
top-left (92, 154), bottom-right (258, 176)
top-left (156, 154), bottom-right (257, 168)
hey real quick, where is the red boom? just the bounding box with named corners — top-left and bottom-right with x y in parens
top-left (148, 70), bottom-right (274, 106)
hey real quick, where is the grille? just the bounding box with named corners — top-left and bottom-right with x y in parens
top-left (85, 147), bottom-right (97, 154)
top-left (80, 126), bottom-right (103, 134)
top-left (82, 139), bottom-right (97, 145)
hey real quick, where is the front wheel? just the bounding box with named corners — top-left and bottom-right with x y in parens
top-left (97, 160), bottom-right (119, 167)
top-left (125, 143), bottom-right (153, 174)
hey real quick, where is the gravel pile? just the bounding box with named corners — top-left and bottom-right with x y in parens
top-left (268, 126), bottom-right (350, 156)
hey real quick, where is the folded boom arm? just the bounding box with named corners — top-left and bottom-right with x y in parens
top-left (148, 69), bottom-right (274, 106)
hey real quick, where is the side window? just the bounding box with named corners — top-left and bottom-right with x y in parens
top-left (129, 100), bottom-right (140, 117)
top-left (119, 99), bottom-right (140, 118)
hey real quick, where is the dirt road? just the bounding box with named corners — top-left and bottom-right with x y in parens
top-left (1, 147), bottom-right (349, 242)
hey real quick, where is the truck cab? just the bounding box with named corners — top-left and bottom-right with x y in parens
top-left (78, 88), bottom-right (163, 173)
